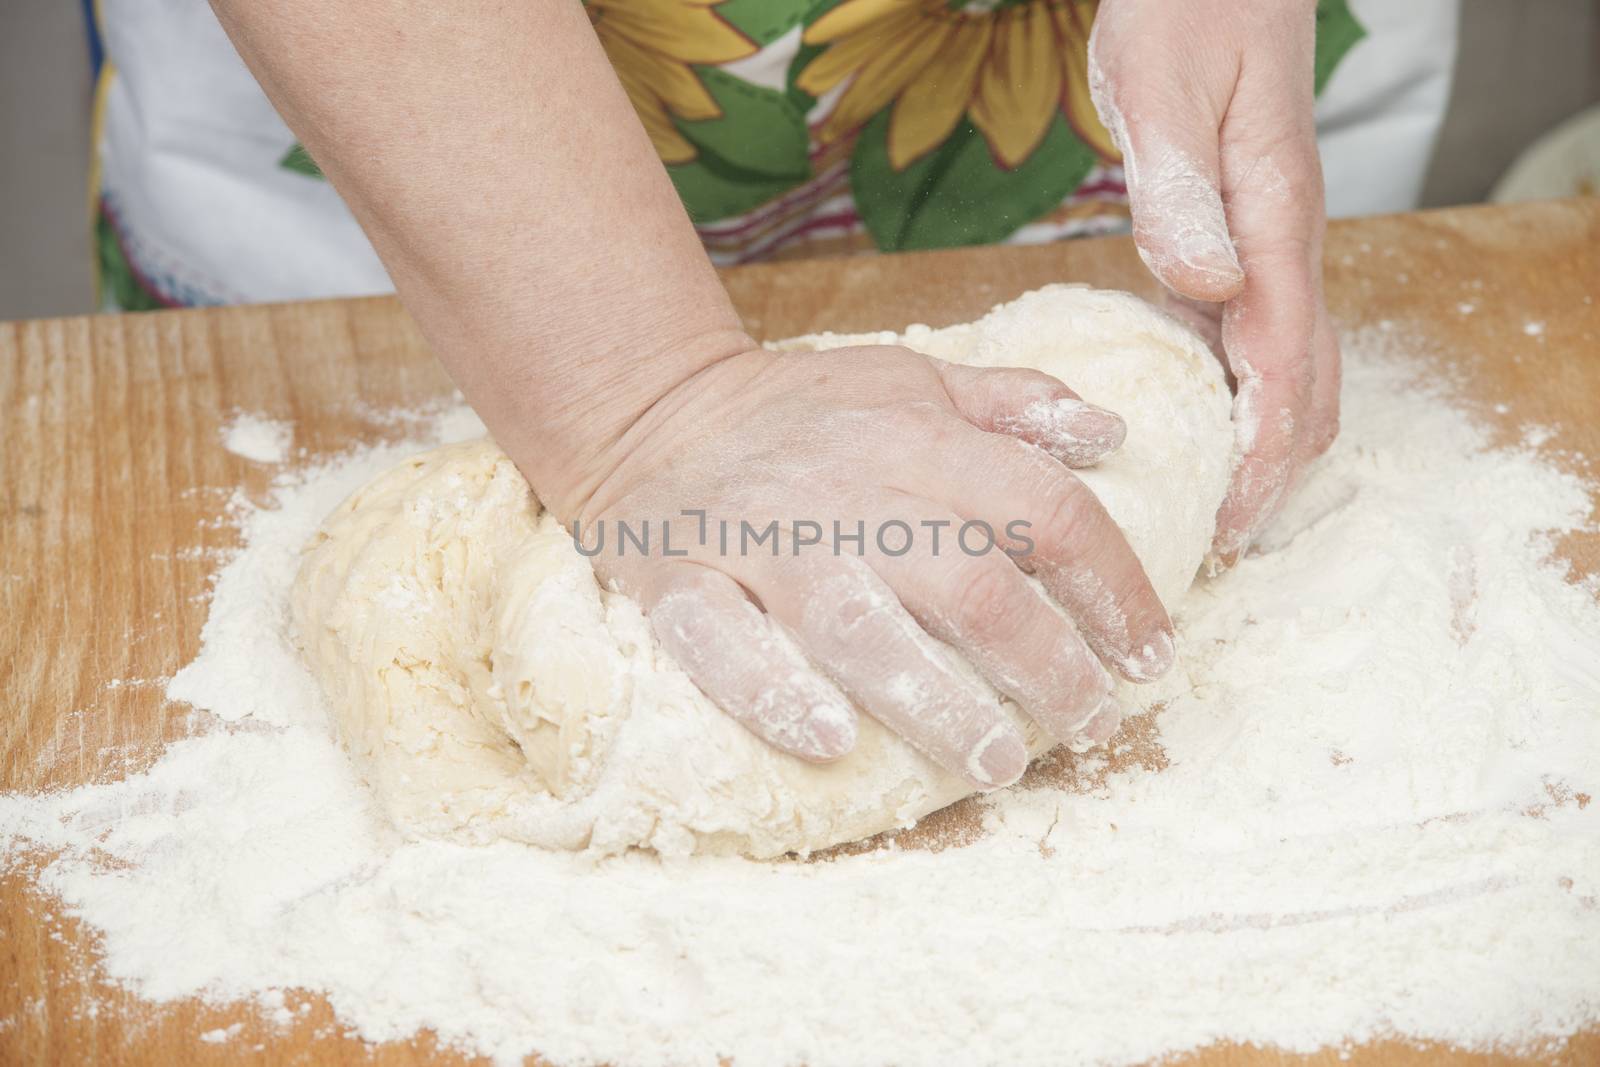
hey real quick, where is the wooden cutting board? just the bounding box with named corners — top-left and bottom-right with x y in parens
top-left (2, 198), bottom-right (1597, 1065)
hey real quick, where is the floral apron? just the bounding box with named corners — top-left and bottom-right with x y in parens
top-left (88, 0), bottom-right (1452, 310)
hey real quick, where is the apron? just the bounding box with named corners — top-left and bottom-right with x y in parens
top-left (87, 0), bottom-right (1459, 310)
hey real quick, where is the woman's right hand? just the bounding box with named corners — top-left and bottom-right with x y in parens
top-left (551, 340), bottom-right (1176, 788)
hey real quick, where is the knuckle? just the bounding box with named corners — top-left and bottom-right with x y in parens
top-left (892, 397), bottom-right (950, 434)
top-left (649, 584), bottom-right (707, 632)
top-left (947, 561), bottom-right (1025, 646)
top-left (802, 569), bottom-right (895, 657)
top-left (979, 366), bottom-right (1057, 416)
top-left (650, 589), bottom-right (738, 668)
top-left (1034, 477), bottom-right (1100, 560)
top-left (1261, 355), bottom-right (1317, 396)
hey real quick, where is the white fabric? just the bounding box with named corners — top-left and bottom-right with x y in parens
top-left (1316, 0), bottom-right (1460, 218)
top-left (97, 0), bottom-right (391, 305)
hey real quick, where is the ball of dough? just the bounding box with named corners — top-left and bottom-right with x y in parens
top-left (290, 285), bottom-right (1233, 858)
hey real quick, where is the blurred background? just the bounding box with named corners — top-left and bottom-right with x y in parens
top-left (3, 0), bottom-right (1599, 321)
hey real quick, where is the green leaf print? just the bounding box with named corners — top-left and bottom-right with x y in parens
top-left (676, 69), bottom-right (811, 181)
top-left (717, 0), bottom-right (810, 47)
top-left (784, 0), bottom-right (845, 115)
top-left (1314, 0), bottom-right (1367, 94)
top-left (852, 112), bottom-right (1097, 253)
top-left (668, 68), bottom-right (812, 223)
top-left (669, 161), bottom-right (809, 226)
top-left (279, 143), bottom-right (325, 180)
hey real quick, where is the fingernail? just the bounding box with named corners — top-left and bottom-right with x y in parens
top-left (801, 703), bottom-right (858, 761)
top-left (1210, 476), bottom-right (1286, 570)
top-left (1178, 231), bottom-right (1244, 282)
top-left (1083, 700), bottom-right (1123, 743)
top-left (1063, 403), bottom-right (1128, 457)
top-left (969, 724), bottom-right (1028, 789)
top-left (1061, 671), bottom-right (1115, 735)
top-left (1005, 398), bottom-right (1127, 466)
top-left (1119, 629), bottom-right (1175, 683)
top-left (1067, 696), bottom-right (1123, 753)
top-left (1205, 534), bottom-right (1247, 576)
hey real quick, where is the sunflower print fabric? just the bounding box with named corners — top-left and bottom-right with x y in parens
top-left (271, 0), bottom-right (1362, 267)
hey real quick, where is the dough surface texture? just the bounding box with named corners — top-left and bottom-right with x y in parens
top-left (291, 285), bottom-right (1234, 857)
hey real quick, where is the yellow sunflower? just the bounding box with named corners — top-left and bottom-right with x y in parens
top-left (797, 0), bottom-right (1119, 172)
top-left (589, 0), bottom-right (757, 165)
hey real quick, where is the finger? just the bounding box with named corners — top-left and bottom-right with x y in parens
top-left (751, 554), bottom-right (1029, 789)
top-left (936, 361), bottom-right (1126, 468)
top-left (905, 415), bottom-right (1176, 684)
top-left (1072, 703), bottom-right (1123, 750)
top-left (863, 495), bottom-right (1119, 747)
top-left (1298, 291), bottom-right (1342, 467)
top-left (1088, 12), bottom-right (1244, 302)
top-left (1209, 285), bottom-right (1313, 566)
top-left (1209, 54), bottom-right (1327, 565)
top-left (627, 562), bottom-right (859, 762)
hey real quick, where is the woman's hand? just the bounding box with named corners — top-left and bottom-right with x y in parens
top-left (555, 343), bottom-right (1175, 788)
top-left (211, 0), bottom-right (1176, 783)
top-left (1089, 0), bottom-right (1341, 566)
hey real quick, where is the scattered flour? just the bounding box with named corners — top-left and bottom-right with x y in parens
top-left (199, 1023), bottom-right (244, 1044)
top-left (222, 412), bottom-right (293, 464)
top-left (2, 331), bottom-right (1599, 1066)
top-left (1525, 423), bottom-right (1560, 449)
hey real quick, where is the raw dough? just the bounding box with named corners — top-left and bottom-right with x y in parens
top-left (290, 285), bottom-right (1234, 857)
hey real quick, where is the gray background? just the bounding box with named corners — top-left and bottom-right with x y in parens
top-left (3, 0), bottom-right (1599, 321)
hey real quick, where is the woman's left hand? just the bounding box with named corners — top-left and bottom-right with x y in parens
top-left (1088, 0), bottom-right (1342, 566)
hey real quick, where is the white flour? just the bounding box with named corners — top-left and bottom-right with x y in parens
top-left (3, 329), bottom-right (1599, 1066)
top-left (221, 412), bottom-right (294, 464)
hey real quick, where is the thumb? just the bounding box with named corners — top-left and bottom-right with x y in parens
top-left (936, 362), bottom-right (1126, 468)
top-left (1088, 15), bottom-right (1245, 303)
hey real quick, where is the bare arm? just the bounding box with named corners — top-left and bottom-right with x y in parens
top-left (209, 0), bottom-right (749, 513)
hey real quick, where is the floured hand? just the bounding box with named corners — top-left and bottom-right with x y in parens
top-left (544, 343), bottom-right (1176, 788)
top-left (1089, 0), bottom-right (1341, 565)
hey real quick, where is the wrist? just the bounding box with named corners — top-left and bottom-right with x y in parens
top-left (494, 323), bottom-right (762, 520)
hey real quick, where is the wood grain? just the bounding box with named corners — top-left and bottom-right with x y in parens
top-left (2, 199), bottom-right (1598, 1065)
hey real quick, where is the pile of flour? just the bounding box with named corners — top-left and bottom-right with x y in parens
top-left (3, 328), bottom-right (1598, 1066)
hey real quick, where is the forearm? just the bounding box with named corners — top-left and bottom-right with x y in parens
top-left (209, 0), bottom-right (752, 509)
